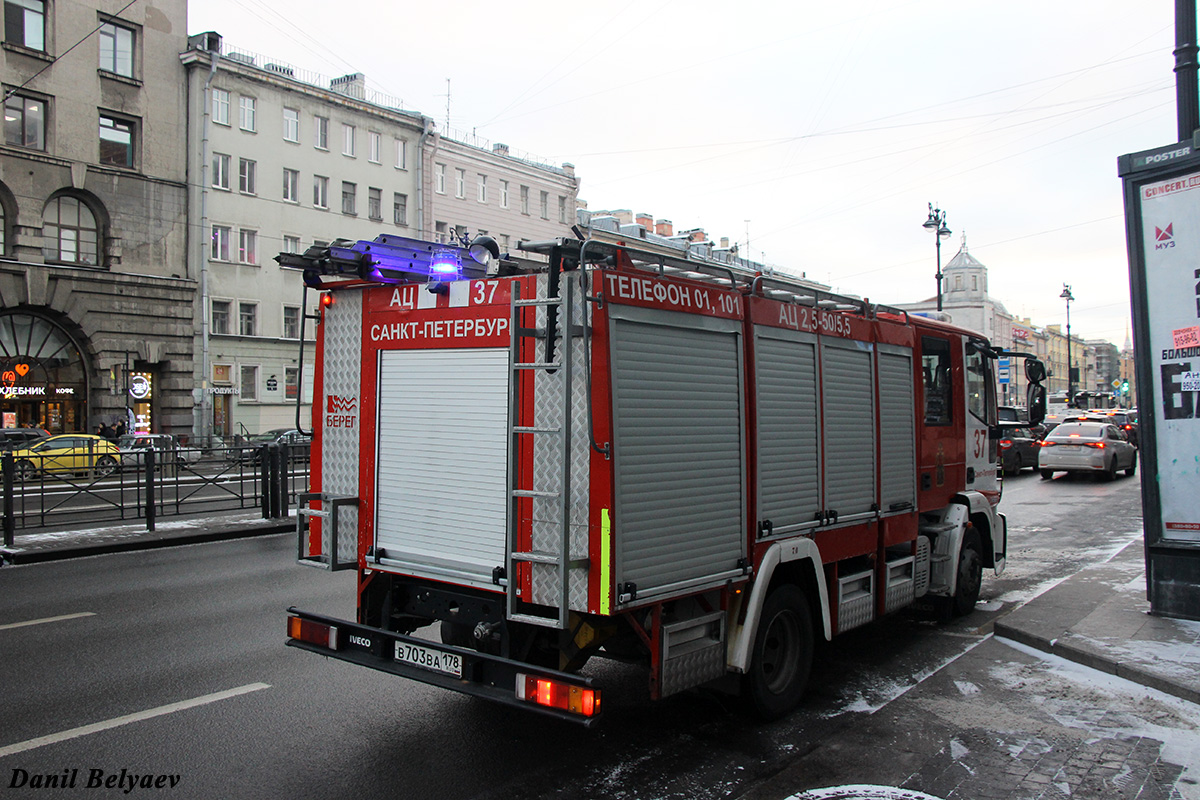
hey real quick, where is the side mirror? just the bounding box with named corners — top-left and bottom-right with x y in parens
top-left (1025, 359), bottom-right (1047, 384)
top-left (1027, 383), bottom-right (1047, 425)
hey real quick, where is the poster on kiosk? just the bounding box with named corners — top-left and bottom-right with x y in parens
top-left (1119, 141), bottom-right (1200, 620)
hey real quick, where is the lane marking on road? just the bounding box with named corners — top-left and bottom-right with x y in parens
top-left (0, 683), bottom-right (271, 759)
top-left (0, 612), bottom-right (96, 631)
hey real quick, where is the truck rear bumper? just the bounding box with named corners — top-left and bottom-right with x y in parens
top-left (285, 607), bottom-right (601, 726)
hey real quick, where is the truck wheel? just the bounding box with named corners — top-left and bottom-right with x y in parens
top-left (949, 527), bottom-right (983, 618)
top-left (742, 584), bottom-right (813, 720)
top-left (1124, 454), bottom-right (1137, 477)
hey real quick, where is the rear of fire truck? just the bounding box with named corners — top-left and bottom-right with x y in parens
top-left (282, 232), bottom-right (1046, 726)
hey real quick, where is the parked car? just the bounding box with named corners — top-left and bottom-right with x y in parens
top-left (10, 434), bottom-right (121, 479)
top-left (0, 427), bottom-right (50, 451)
top-left (999, 426), bottom-right (1042, 476)
top-left (116, 433), bottom-right (201, 465)
top-left (1038, 422), bottom-right (1137, 481)
top-left (229, 428), bottom-right (311, 464)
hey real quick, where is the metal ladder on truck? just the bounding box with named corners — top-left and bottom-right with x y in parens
top-left (505, 273), bottom-right (581, 629)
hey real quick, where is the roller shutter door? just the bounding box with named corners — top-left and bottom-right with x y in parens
top-left (821, 339), bottom-right (876, 520)
top-left (610, 310), bottom-right (746, 596)
top-left (375, 348), bottom-right (509, 586)
top-left (878, 346), bottom-right (916, 513)
top-left (755, 328), bottom-right (821, 534)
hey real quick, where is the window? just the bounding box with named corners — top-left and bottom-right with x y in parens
top-left (540, 190), bottom-right (549, 220)
top-left (500, 234), bottom-right (510, 251)
top-left (239, 96), bottom-right (256, 131)
top-left (282, 235), bottom-right (300, 254)
top-left (43, 196), bottom-right (100, 265)
top-left (394, 138), bottom-right (407, 169)
top-left (98, 21), bottom-right (134, 77)
top-left (971, 275), bottom-right (978, 291)
top-left (313, 175), bottom-right (328, 208)
top-left (210, 224), bottom-right (230, 261)
top-left (478, 175), bottom-right (487, 203)
top-left (965, 342), bottom-right (992, 423)
top-left (435, 163), bottom-right (446, 194)
top-left (3, 93), bottom-right (44, 150)
top-left (520, 185), bottom-right (529, 214)
top-left (4, 0), bottom-right (44, 50)
top-left (434, 221), bottom-right (447, 243)
top-left (211, 300), bottom-right (230, 335)
top-left (282, 168), bottom-right (299, 202)
top-left (341, 181), bottom-right (356, 215)
top-left (212, 89), bottom-right (229, 125)
top-left (393, 193), bottom-right (407, 226)
top-left (499, 180), bottom-right (508, 209)
top-left (314, 116), bottom-right (328, 149)
top-left (239, 302), bottom-right (257, 336)
top-left (238, 229), bottom-right (257, 265)
top-left (285, 367), bottom-right (299, 400)
top-left (283, 108), bottom-right (299, 142)
top-left (955, 274), bottom-right (962, 290)
top-left (240, 365), bottom-right (258, 401)
top-left (238, 158), bottom-right (256, 194)
top-left (212, 153), bottom-right (230, 189)
top-left (368, 187), bottom-right (381, 220)
top-left (558, 196), bottom-right (567, 224)
top-left (98, 114), bottom-right (134, 167)
top-left (342, 123), bottom-right (355, 156)
top-left (455, 168), bottom-right (465, 199)
top-left (921, 336), bottom-right (952, 426)
top-left (283, 306), bottom-right (300, 339)
top-left (369, 131), bottom-right (381, 163)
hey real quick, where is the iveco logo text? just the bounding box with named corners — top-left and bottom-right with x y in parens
top-left (349, 635), bottom-right (371, 647)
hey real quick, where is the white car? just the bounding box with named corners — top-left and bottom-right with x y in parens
top-left (116, 434), bottom-right (201, 465)
top-left (1038, 422), bottom-right (1136, 481)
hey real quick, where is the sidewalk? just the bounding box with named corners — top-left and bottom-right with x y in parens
top-left (994, 539), bottom-right (1200, 707)
top-left (0, 511), bottom-right (295, 565)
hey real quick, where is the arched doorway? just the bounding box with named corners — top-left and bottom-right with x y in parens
top-left (0, 310), bottom-right (90, 433)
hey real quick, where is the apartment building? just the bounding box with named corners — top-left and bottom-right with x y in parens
top-left (181, 35), bottom-right (431, 440)
top-left (1, 0), bottom-right (194, 437)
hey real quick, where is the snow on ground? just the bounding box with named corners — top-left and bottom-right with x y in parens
top-left (994, 638), bottom-right (1200, 800)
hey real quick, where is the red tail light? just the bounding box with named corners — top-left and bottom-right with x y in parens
top-left (1040, 441), bottom-right (1055, 448)
top-left (999, 440), bottom-right (1012, 449)
top-left (288, 616), bottom-right (339, 649)
top-left (515, 673), bottom-right (600, 718)
top-left (1084, 442), bottom-right (1106, 449)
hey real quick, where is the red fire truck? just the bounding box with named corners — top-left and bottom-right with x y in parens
top-left (282, 231), bottom-right (1046, 726)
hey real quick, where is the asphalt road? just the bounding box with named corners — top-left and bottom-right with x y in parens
top-left (2, 470), bottom-right (1191, 800)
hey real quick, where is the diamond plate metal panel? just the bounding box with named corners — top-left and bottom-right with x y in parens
top-left (529, 273), bottom-right (591, 610)
top-left (319, 292), bottom-right (362, 565)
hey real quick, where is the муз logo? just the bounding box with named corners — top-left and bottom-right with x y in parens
top-left (1155, 223), bottom-right (1175, 250)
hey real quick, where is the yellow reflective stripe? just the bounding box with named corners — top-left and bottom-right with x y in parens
top-left (600, 508), bottom-right (612, 616)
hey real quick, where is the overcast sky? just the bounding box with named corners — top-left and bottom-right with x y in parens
top-left (188, 0), bottom-right (1181, 347)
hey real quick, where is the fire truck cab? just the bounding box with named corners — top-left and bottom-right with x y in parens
top-left (283, 232), bottom-right (1046, 725)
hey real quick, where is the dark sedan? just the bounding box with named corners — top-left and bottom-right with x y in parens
top-left (999, 426), bottom-right (1042, 476)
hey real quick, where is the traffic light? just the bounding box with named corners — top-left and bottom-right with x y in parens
top-left (1120, 379), bottom-right (1129, 394)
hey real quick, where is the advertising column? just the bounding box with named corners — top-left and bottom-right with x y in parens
top-left (1120, 141), bottom-right (1200, 620)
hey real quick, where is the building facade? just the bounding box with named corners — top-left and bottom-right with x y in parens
top-left (181, 35), bottom-right (429, 440)
top-left (1, 0), bottom-right (194, 438)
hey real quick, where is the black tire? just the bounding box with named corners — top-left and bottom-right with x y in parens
top-left (1040, 469), bottom-right (1054, 480)
top-left (95, 455), bottom-right (118, 477)
top-left (15, 459), bottom-right (36, 480)
top-left (949, 527), bottom-right (983, 618)
top-left (1124, 454), bottom-right (1137, 477)
top-left (742, 584), bottom-right (814, 720)
top-left (1101, 458), bottom-right (1117, 482)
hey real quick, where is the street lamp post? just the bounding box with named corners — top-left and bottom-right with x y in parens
top-left (1061, 284), bottom-right (1074, 403)
top-left (923, 203), bottom-right (952, 311)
